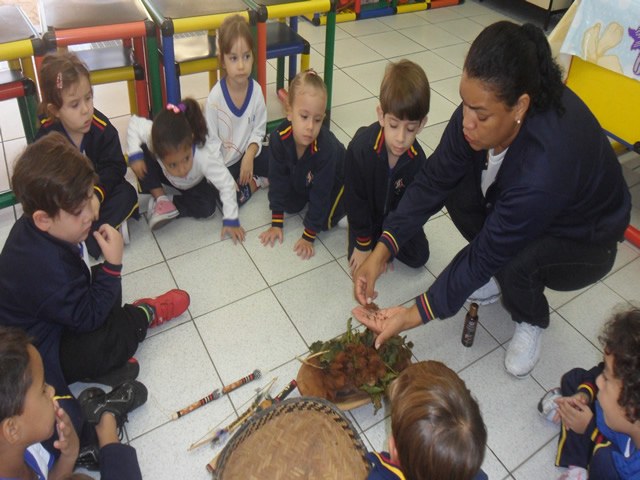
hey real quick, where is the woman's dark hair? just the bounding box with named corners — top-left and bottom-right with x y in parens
top-left (464, 21), bottom-right (564, 115)
top-left (599, 308), bottom-right (640, 423)
top-left (151, 98), bottom-right (208, 158)
top-left (0, 327), bottom-right (33, 422)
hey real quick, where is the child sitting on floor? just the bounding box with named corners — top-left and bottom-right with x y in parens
top-left (128, 99), bottom-right (245, 243)
top-left (259, 70), bottom-right (346, 260)
top-left (36, 52), bottom-right (138, 258)
top-left (539, 308), bottom-right (640, 479)
top-left (0, 326), bottom-right (145, 479)
top-left (345, 59), bottom-right (431, 276)
top-left (0, 133), bottom-right (189, 451)
top-left (368, 360), bottom-right (488, 480)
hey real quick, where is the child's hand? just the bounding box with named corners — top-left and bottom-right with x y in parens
top-left (349, 249), bottom-right (371, 276)
top-left (259, 227), bottom-right (283, 247)
top-left (556, 397), bottom-right (593, 434)
top-left (222, 225), bottom-right (246, 244)
top-left (239, 152), bottom-right (255, 186)
top-left (294, 238), bottom-right (315, 260)
top-left (94, 224), bottom-right (124, 265)
top-left (130, 160), bottom-right (147, 179)
top-left (53, 402), bottom-right (79, 461)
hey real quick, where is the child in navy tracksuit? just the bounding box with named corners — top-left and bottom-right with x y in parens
top-left (259, 70), bottom-right (345, 260)
top-left (345, 59), bottom-right (430, 276)
top-left (36, 52), bottom-right (138, 259)
top-left (367, 360), bottom-right (488, 480)
top-left (540, 309), bottom-right (640, 480)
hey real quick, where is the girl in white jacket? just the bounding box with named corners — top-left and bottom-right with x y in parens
top-left (128, 98), bottom-right (244, 243)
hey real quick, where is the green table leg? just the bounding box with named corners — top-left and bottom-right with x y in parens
top-left (323, 1), bottom-right (336, 124)
top-left (146, 34), bottom-right (163, 117)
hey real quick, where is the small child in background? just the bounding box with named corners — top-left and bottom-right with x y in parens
top-left (368, 360), bottom-right (488, 480)
top-left (345, 59), bottom-right (431, 276)
top-left (0, 326), bottom-right (144, 480)
top-left (127, 99), bottom-right (245, 243)
top-left (259, 70), bottom-right (346, 260)
top-left (205, 14), bottom-right (269, 206)
top-left (0, 133), bottom-right (189, 451)
top-left (539, 308), bottom-right (640, 480)
top-left (36, 52), bottom-right (138, 259)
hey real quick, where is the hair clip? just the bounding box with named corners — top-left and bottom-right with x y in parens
top-left (166, 103), bottom-right (181, 114)
top-left (178, 102), bottom-right (186, 112)
top-left (56, 72), bottom-right (63, 90)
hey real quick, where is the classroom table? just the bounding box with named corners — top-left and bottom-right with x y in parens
top-left (39, 0), bottom-right (162, 116)
top-left (245, 0), bottom-right (337, 122)
top-left (140, 0), bottom-right (251, 105)
top-left (0, 5), bottom-right (45, 210)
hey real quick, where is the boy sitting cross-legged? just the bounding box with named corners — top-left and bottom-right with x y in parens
top-left (0, 132), bottom-right (190, 455)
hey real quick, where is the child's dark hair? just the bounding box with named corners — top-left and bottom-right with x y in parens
top-left (0, 327), bottom-right (32, 422)
top-left (464, 21), bottom-right (564, 115)
top-left (599, 308), bottom-right (640, 423)
top-left (287, 69), bottom-right (327, 110)
top-left (151, 99), bottom-right (208, 159)
top-left (12, 132), bottom-right (98, 217)
top-left (38, 51), bottom-right (92, 117)
top-left (217, 14), bottom-right (254, 68)
top-left (389, 361), bottom-right (486, 480)
top-left (379, 59), bottom-right (430, 122)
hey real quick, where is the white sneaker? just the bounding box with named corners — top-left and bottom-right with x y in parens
top-left (505, 322), bottom-right (543, 378)
top-left (538, 387), bottom-right (562, 423)
top-left (119, 220), bottom-right (130, 245)
top-left (467, 277), bottom-right (501, 305)
top-left (557, 466), bottom-right (587, 480)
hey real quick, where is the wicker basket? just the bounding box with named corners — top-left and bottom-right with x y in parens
top-left (210, 397), bottom-right (371, 479)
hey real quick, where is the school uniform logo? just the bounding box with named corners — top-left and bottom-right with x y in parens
top-left (306, 171), bottom-right (314, 186)
top-left (394, 178), bottom-right (405, 194)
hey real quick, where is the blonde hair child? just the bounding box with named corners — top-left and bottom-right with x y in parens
top-left (259, 70), bottom-right (346, 260)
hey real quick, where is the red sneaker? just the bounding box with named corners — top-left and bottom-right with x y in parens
top-left (133, 289), bottom-right (190, 328)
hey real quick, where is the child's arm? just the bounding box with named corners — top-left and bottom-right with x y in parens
top-left (48, 402), bottom-right (79, 480)
top-left (239, 85), bottom-right (268, 186)
top-left (199, 143), bottom-right (245, 243)
top-left (126, 115), bottom-right (154, 179)
top-left (260, 130), bottom-right (287, 246)
top-left (92, 113), bottom-right (128, 198)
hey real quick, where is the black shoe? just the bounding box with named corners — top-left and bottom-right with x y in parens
top-left (82, 358), bottom-right (140, 388)
top-left (79, 380), bottom-right (148, 428)
top-left (75, 443), bottom-right (100, 471)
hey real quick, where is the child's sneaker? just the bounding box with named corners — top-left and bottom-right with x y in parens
top-left (237, 184), bottom-right (252, 206)
top-left (148, 196), bottom-right (179, 230)
top-left (82, 357), bottom-right (140, 387)
top-left (558, 466), bottom-right (588, 480)
top-left (133, 289), bottom-right (190, 328)
top-left (538, 387), bottom-right (562, 423)
top-left (119, 220), bottom-right (130, 244)
top-left (79, 381), bottom-right (148, 428)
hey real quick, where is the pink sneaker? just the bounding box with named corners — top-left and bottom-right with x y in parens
top-left (133, 289), bottom-right (190, 328)
top-left (148, 196), bottom-right (179, 230)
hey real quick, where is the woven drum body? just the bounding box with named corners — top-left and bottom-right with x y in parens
top-left (212, 397), bottom-right (370, 479)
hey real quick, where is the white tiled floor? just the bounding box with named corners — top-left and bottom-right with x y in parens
top-left (1, 1), bottom-right (640, 479)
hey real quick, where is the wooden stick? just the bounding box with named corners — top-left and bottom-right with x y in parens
top-left (172, 369), bottom-right (261, 420)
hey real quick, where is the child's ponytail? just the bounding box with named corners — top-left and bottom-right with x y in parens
top-left (151, 98), bottom-right (208, 157)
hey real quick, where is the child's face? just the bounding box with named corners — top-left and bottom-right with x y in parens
top-left (53, 75), bottom-right (94, 137)
top-left (596, 353), bottom-right (634, 435)
top-left (21, 345), bottom-right (56, 444)
top-left (47, 187), bottom-right (96, 245)
top-left (161, 143), bottom-right (193, 179)
top-left (377, 107), bottom-right (426, 160)
top-left (222, 37), bottom-right (253, 85)
top-left (287, 88), bottom-right (326, 153)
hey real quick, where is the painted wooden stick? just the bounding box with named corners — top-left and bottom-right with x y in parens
top-left (274, 379), bottom-right (297, 402)
top-left (172, 369), bottom-right (261, 420)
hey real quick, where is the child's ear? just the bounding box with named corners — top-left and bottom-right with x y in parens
top-left (286, 105), bottom-right (293, 122)
top-left (376, 104), bottom-right (385, 127)
top-left (388, 434), bottom-right (399, 464)
top-left (32, 210), bottom-right (53, 233)
top-left (46, 103), bottom-right (59, 119)
top-left (1, 417), bottom-right (21, 445)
